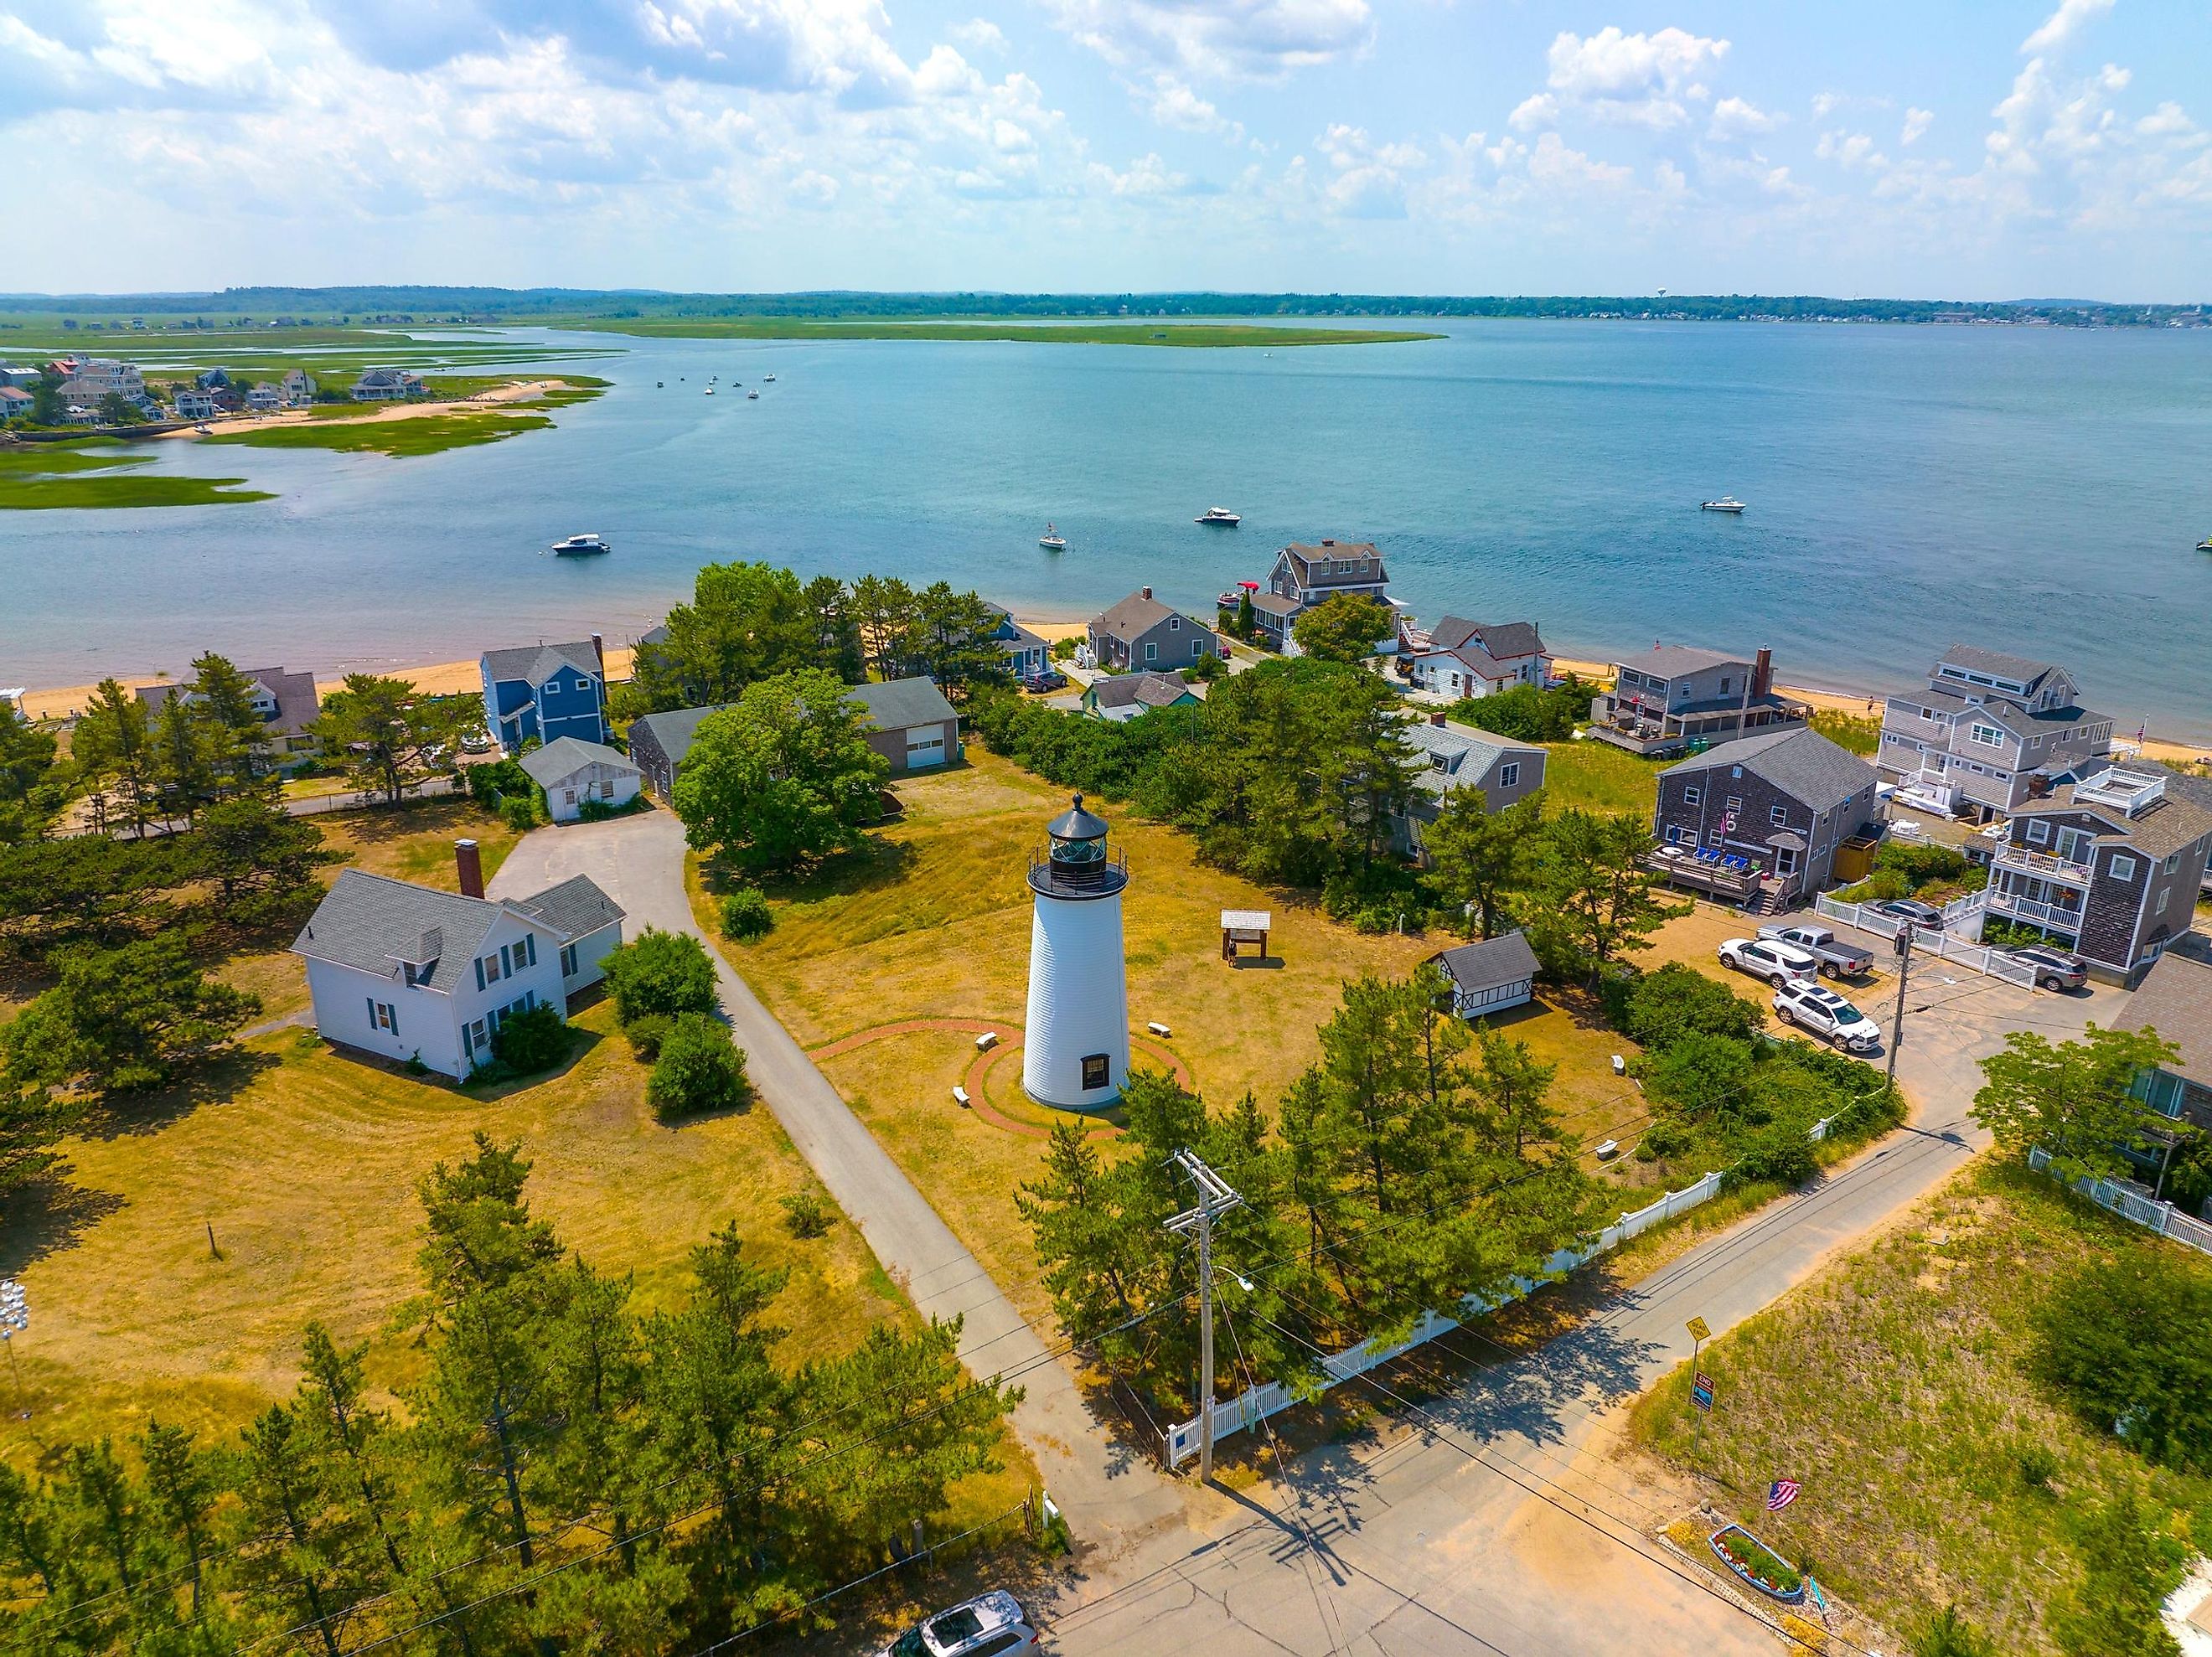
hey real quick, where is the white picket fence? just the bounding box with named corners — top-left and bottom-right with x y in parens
top-left (1161, 1170), bottom-right (1724, 1469)
top-left (2029, 1147), bottom-right (2212, 1257)
top-left (1812, 894), bottom-right (2036, 989)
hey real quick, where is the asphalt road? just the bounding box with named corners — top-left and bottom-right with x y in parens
top-left (488, 808), bottom-right (1185, 1550)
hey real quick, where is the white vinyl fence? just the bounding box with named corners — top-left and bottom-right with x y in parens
top-left (1813, 894), bottom-right (2036, 989)
top-left (1163, 1172), bottom-right (1726, 1469)
top-left (2029, 1147), bottom-right (2212, 1257)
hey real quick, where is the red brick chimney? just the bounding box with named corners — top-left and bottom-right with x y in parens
top-left (455, 839), bottom-right (484, 900)
top-left (1752, 646), bottom-right (1773, 699)
top-left (591, 632), bottom-right (605, 673)
top-left (1141, 586), bottom-right (1153, 601)
top-left (1429, 710), bottom-right (1448, 726)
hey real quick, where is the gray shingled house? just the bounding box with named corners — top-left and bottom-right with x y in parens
top-left (1651, 725), bottom-right (1882, 909)
top-left (1087, 587), bottom-right (1220, 673)
top-left (1391, 714), bottom-right (1548, 864)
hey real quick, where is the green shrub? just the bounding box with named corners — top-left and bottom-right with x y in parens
top-left (1724, 1125), bottom-right (1818, 1190)
top-left (779, 1190), bottom-right (835, 1238)
top-left (721, 886), bottom-right (774, 941)
top-left (2032, 1254), bottom-right (2212, 1473)
top-left (1617, 962), bottom-right (1764, 1051)
top-left (601, 927), bottom-right (719, 1024)
top-left (1051, 636), bottom-right (1078, 661)
top-left (1641, 1032), bottom-right (1757, 1121)
top-left (1186, 652), bottom-right (1227, 683)
top-left (1913, 1605), bottom-right (1995, 1657)
top-left (648, 1013), bottom-right (749, 1120)
top-left (465, 757), bottom-right (532, 807)
top-left (1443, 674), bottom-right (1591, 743)
top-left (500, 793), bottom-right (539, 833)
top-left (2015, 1443), bottom-right (2059, 1491)
top-left (623, 1013), bottom-right (673, 1062)
top-left (489, 1002), bottom-right (569, 1076)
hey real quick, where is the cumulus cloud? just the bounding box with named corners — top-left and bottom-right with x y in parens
top-left (1315, 121), bottom-right (1425, 217)
top-left (1817, 129), bottom-right (1888, 171)
top-left (1507, 92), bottom-right (1558, 132)
top-left (950, 18), bottom-right (1008, 55)
top-left (2021, 0), bottom-right (2115, 55)
top-left (1708, 96), bottom-right (1780, 140)
top-left (1529, 26), bottom-right (1729, 131)
top-left (1041, 0), bottom-right (1372, 81)
top-left (1900, 106), bottom-right (1933, 146)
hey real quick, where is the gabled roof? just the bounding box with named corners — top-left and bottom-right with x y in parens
top-left (846, 675), bottom-right (957, 731)
top-left (1621, 643), bottom-right (1746, 679)
top-left (2009, 786), bottom-right (2212, 859)
top-left (1931, 643), bottom-right (2062, 693)
top-left (294, 869), bottom-right (622, 988)
top-left (511, 874), bottom-right (626, 941)
top-left (628, 703), bottom-right (735, 767)
top-left (138, 666), bottom-right (320, 737)
top-left (2118, 948), bottom-right (2212, 1088)
top-left (518, 736), bottom-right (637, 788)
top-left (1402, 719), bottom-right (1542, 798)
top-left (1089, 671), bottom-right (1195, 711)
top-left (1427, 617), bottom-right (1547, 661)
top-left (1090, 589), bottom-right (1178, 642)
top-left (1431, 930), bottom-right (1540, 994)
top-left (1281, 541), bottom-right (1387, 587)
top-left (481, 640), bottom-right (602, 688)
top-left (1661, 726), bottom-right (1878, 813)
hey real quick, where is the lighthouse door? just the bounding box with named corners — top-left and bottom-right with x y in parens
top-left (1081, 1054), bottom-right (1110, 1091)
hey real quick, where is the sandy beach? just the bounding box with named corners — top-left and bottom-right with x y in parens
top-left (147, 378), bottom-right (580, 441)
top-left (18, 631), bottom-right (2208, 768)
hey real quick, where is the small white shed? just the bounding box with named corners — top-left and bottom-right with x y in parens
top-left (519, 736), bottom-right (642, 823)
top-left (1430, 930), bottom-right (1540, 1019)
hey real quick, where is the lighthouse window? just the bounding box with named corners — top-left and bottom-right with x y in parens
top-left (1081, 1053), bottom-right (1110, 1091)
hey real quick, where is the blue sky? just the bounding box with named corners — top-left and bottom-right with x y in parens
top-left (3, 0), bottom-right (2207, 298)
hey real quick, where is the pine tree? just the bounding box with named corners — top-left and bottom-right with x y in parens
top-left (1425, 789), bottom-right (1543, 938)
top-left (73, 679), bottom-right (156, 835)
top-left (231, 1404), bottom-right (379, 1657)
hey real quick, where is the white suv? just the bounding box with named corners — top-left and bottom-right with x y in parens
top-left (1718, 937), bottom-right (1818, 986)
top-left (882, 1591), bottom-right (1041, 1657)
top-left (1773, 981), bottom-right (1883, 1054)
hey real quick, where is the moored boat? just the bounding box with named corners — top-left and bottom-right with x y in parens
top-left (1196, 506), bottom-right (1242, 525)
top-left (1039, 523), bottom-right (1067, 551)
top-left (1700, 496), bottom-right (1747, 513)
top-left (550, 534), bottom-right (612, 557)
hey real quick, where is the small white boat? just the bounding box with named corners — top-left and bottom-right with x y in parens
top-left (1196, 506), bottom-right (1242, 526)
top-left (747, 390), bottom-right (759, 400)
top-left (1039, 523), bottom-right (1067, 551)
top-left (1700, 496), bottom-right (1747, 513)
top-left (2199, 534), bottom-right (2212, 552)
top-left (550, 533), bottom-right (612, 557)
top-left (704, 386), bottom-right (715, 396)
top-left (763, 373), bottom-right (777, 383)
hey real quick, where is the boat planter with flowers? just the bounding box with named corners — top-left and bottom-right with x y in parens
top-left (1708, 1524), bottom-right (1806, 1604)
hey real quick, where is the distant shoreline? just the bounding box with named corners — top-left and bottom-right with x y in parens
top-left (22, 626), bottom-right (2209, 767)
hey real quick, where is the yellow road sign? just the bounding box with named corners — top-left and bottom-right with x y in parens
top-left (1685, 1316), bottom-right (1712, 1342)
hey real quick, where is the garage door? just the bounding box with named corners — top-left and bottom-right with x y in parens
top-left (905, 729), bottom-right (947, 767)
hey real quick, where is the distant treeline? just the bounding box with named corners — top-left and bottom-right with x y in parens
top-left (3, 286), bottom-right (2207, 328)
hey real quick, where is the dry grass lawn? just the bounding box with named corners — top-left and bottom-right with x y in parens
top-left (0, 799), bottom-right (1049, 1525)
top-left (694, 752), bottom-right (1676, 1323)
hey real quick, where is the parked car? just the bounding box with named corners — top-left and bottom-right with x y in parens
top-left (1868, 897), bottom-right (1945, 932)
top-left (1773, 981), bottom-right (1883, 1054)
top-left (1718, 937), bottom-right (1819, 986)
top-left (881, 1591), bottom-right (1040, 1657)
top-left (1756, 925), bottom-right (1874, 980)
top-left (2005, 945), bottom-right (2088, 991)
top-left (1023, 669), bottom-right (1068, 693)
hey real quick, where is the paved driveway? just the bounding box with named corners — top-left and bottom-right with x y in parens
top-left (490, 808), bottom-right (1185, 1554)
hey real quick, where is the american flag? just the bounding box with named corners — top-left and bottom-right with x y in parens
top-left (1766, 1479), bottom-right (1801, 1512)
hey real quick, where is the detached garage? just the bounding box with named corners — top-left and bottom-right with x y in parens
top-left (847, 677), bottom-right (961, 775)
top-left (519, 736), bottom-right (641, 823)
top-left (1430, 930), bottom-right (1540, 1020)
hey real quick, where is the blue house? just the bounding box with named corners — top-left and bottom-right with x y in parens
top-left (479, 638), bottom-right (608, 754)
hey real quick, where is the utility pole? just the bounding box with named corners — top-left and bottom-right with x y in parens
top-left (1885, 924), bottom-right (1913, 1086)
top-left (1165, 1149), bottom-right (1243, 1484)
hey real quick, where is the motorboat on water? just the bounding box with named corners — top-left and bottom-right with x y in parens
top-left (2199, 534), bottom-right (2212, 551)
top-left (1039, 524), bottom-right (1067, 551)
top-left (1196, 506), bottom-right (1242, 526)
top-left (550, 533), bottom-right (612, 557)
top-left (747, 390), bottom-right (760, 400)
top-left (763, 373), bottom-right (777, 383)
top-left (1700, 496), bottom-right (1747, 513)
top-left (704, 386), bottom-right (715, 396)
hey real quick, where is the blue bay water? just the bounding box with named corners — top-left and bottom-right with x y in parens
top-left (3, 318), bottom-right (2209, 739)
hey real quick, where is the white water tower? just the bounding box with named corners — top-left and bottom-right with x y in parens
top-left (1022, 795), bottom-right (1131, 1110)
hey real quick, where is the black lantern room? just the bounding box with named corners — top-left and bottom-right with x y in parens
top-left (1030, 794), bottom-right (1129, 898)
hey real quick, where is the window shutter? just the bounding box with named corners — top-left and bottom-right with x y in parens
top-left (367, 996), bottom-right (377, 1027)
top-left (475, 958), bottom-right (485, 990)
top-left (389, 1007), bottom-right (398, 1040)
top-left (524, 934), bottom-right (537, 967)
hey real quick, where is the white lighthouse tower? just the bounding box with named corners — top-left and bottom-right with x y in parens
top-left (1022, 794), bottom-right (1131, 1111)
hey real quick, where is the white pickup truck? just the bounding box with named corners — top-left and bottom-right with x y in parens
top-left (1756, 924), bottom-right (1875, 980)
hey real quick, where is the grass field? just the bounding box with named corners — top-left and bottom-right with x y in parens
top-left (1538, 737), bottom-right (1667, 813)
top-left (0, 797), bottom-right (1030, 1514)
top-left (0, 442), bottom-right (271, 509)
top-left (204, 407), bottom-right (556, 457)
top-left (571, 317), bottom-right (1441, 348)
top-left (1628, 1159), bottom-right (2212, 1654)
top-left (689, 752), bottom-right (1671, 1326)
